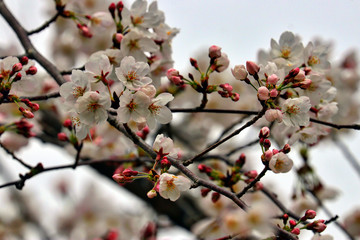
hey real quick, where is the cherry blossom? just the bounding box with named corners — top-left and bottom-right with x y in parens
top-left (147, 93), bottom-right (174, 129)
top-left (269, 152), bottom-right (293, 173)
top-left (281, 96), bottom-right (311, 127)
top-left (60, 70), bottom-right (91, 104)
top-left (117, 90), bottom-right (150, 124)
top-left (76, 91), bottom-right (111, 125)
top-left (158, 173), bottom-right (191, 201)
top-left (115, 56), bottom-right (152, 90)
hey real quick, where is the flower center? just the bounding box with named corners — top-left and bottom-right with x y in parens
top-left (308, 56), bottom-right (320, 66)
top-left (87, 102), bottom-right (101, 112)
top-left (286, 105), bottom-right (300, 115)
top-left (126, 70), bottom-right (138, 82)
top-left (126, 99), bottom-right (137, 112)
top-left (281, 47), bottom-right (291, 59)
top-left (132, 16), bottom-right (144, 26)
top-left (72, 86), bottom-right (86, 98)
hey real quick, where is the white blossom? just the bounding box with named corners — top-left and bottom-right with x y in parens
top-left (269, 152), bottom-right (293, 173)
top-left (282, 96), bottom-right (311, 127)
top-left (117, 90), bottom-right (150, 123)
top-left (76, 91), bottom-right (111, 125)
top-left (159, 173), bottom-right (191, 201)
top-left (147, 93), bottom-right (174, 129)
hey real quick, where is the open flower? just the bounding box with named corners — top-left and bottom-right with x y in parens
top-left (147, 93), bottom-right (174, 129)
top-left (281, 96), bottom-right (311, 127)
top-left (117, 90), bottom-right (150, 123)
top-left (60, 70), bottom-right (91, 104)
top-left (115, 56), bottom-right (152, 90)
top-left (153, 134), bottom-right (174, 155)
top-left (76, 91), bottom-right (111, 125)
top-left (269, 152), bottom-right (293, 173)
top-left (159, 173), bottom-right (191, 201)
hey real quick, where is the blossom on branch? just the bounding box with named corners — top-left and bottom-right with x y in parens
top-left (159, 173), bottom-right (191, 201)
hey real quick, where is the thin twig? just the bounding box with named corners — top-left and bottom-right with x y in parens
top-left (182, 107), bottom-right (266, 166)
top-left (237, 166), bottom-right (269, 198)
top-left (27, 12), bottom-right (61, 35)
top-left (0, 142), bottom-right (33, 169)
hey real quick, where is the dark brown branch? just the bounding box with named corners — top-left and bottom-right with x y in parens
top-left (27, 12), bottom-right (60, 35)
top-left (0, 142), bottom-right (33, 169)
top-left (182, 107), bottom-right (266, 166)
top-left (310, 118), bottom-right (360, 130)
top-left (0, 0), bottom-right (65, 86)
top-left (171, 108), bottom-right (259, 115)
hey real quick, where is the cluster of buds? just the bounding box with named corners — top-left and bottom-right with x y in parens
top-left (282, 210), bottom-right (326, 236)
top-left (199, 187), bottom-right (221, 203)
top-left (57, 118), bottom-right (79, 147)
top-left (209, 45), bottom-right (230, 73)
top-left (166, 68), bottom-right (184, 86)
top-left (136, 126), bottom-right (150, 140)
top-left (112, 168), bottom-right (139, 184)
top-left (108, 1), bottom-right (125, 34)
top-left (218, 83), bottom-right (240, 101)
top-left (14, 118), bottom-right (35, 138)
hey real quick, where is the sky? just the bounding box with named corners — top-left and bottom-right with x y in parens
top-left (1, 0), bottom-right (360, 239)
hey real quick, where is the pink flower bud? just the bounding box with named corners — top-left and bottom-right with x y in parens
top-left (201, 188), bottom-right (211, 197)
top-left (267, 74), bottom-right (279, 85)
top-left (122, 168), bottom-right (138, 177)
top-left (63, 119), bottom-right (72, 128)
top-left (244, 170), bottom-right (258, 178)
top-left (13, 72), bottom-right (22, 82)
top-left (167, 68), bottom-right (179, 79)
top-left (220, 83), bottom-right (233, 92)
top-left (19, 107), bottom-right (34, 119)
top-left (235, 153), bottom-right (246, 167)
top-left (263, 139), bottom-right (271, 149)
top-left (265, 109), bottom-right (283, 123)
top-left (299, 79), bottom-right (312, 89)
top-left (213, 53), bottom-right (229, 72)
top-left (12, 63), bottom-right (22, 73)
top-left (115, 33), bottom-right (123, 43)
top-left (264, 149), bottom-right (273, 161)
top-left (25, 66), bottom-right (37, 75)
top-left (289, 219), bottom-right (297, 228)
top-left (232, 64), bottom-right (248, 80)
top-left (190, 58), bottom-right (199, 69)
top-left (269, 89), bottom-right (279, 98)
top-left (294, 69), bottom-right (306, 81)
top-left (254, 182), bottom-right (263, 191)
top-left (291, 228), bottom-right (300, 235)
top-left (282, 144), bottom-right (291, 153)
top-left (211, 192), bottom-right (221, 203)
top-left (259, 126), bottom-right (270, 138)
top-left (305, 209), bottom-right (317, 219)
top-left (209, 45), bottom-right (222, 59)
top-left (246, 61), bottom-right (260, 75)
top-left (20, 56), bottom-right (29, 65)
top-left (147, 190), bottom-right (157, 199)
top-left (29, 103), bottom-right (39, 111)
top-left (257, 86), bottom-right (270, 100)
top-left (57, 132), bottom-right (68, 141)
top-left (231, 92), bottom-right (240, 102)
top-left (198, 164), bottom-right (212, 174)
top-left (288, 67), bottom-right (300, 78)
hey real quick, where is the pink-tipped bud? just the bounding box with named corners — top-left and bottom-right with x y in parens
top-left (232, 64), bottom-right (248, 80)
top-left (291, 228), bottom-right (300, 235)
top-left (220, 83), bottom-right (233, 92)
top-left (244, 170), bottom-right (258, 179)
top-left (269, 89), bottom-right (279, 98)
top-left (190, 58), bottom-right (199, 69)
top-left (108, 2), bottom-right (116, 17)
top-left (304, 209), bottom-right (317, 219)
top-left (147, 189), bottom-right (157, 199)
top-left (13, 72), bottom-right (22, 82)
top-left (254, 182), bottom-right (263, 191)
top-left (77, 23), bottom-right (92, 38)
top-left (265, 109), bottom-right (283, 123)
top-left (25, 66), bottom-right (37, 75)
top-left (63, 119), bottom-right (72, 128)
top-left (289, 219), bottom-right (297, 228)
top-left (211, 192), bottom-right (220, 203)
top-left (198, 164), bottom-right (212, 174)
top-left (20, 56), bottom-right (29, 65)
top-left (294, 69), bottom-right (306, 81)
top-left (230, 92), bottom-right (240, 102)
top-left (116, 1), bottom-right (124, 12)
top-left (264, 149), bottom-right (273, 161)
top-left (246, 61), bottom-right (260, 75)
top-left (12, 63), bottom-right (23, 73)
top-left (213, 53), bottom-right (229, 72)
top-left (282, 144), bottom-right (291, 154)
top-left (19, 107), bottom-right (34, 119)
top-left (122, 168), bottom-right (138, 177)
top-left (263, 139), bottom-right (271, 149)
top-left (115, 33), bottom-right (123, 43)
top-left (257, 86), bottom-right (270, 101)
top-left (272, 149), bottom-right (279, 155)
top-left (259, 126), bottom-right (270, 139)
top-left (235, 153), bottom-right (246, 167)
top-left (209, 45), bottom-right (222, 59)
top-left (161, 157), bottom-right (171, 169)
top-left (288, 67), bottom-right (300, 78)
top-left (201, 188), bottom-right (211, 197)
top-left (112, 174), bottom-right (133, 184)
top-left (299, 79), bottom-right (312, 89)
top-left (267, 74), bottom-right (279, 85)
top-left (57, 132), bottom-right (68, 141)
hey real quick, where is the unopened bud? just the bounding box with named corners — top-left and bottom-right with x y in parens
top-left (211, 192), bottom-right (220, 203)
top-left (259, 126), bottom-right (270, 139)
top-left (13, 72), bottom-right (22, 82)
top-left (26, 66), bottom-right (37, 75)
top-left (267, 74), bottom-right (279, 85)
top-left (147, 189), bottom-right (157, 199)
top-left (201, 188), bottom-right (211, 197)
top-left (198, 164), bottom-right (212, 174)
top-left (289, 219), bottom-right (297, 228)
top-left (246, 61), bottom-right (260, 75)
top-left (209, 45), bottom-right (222, 59)
top-left (232, 64), bottom-right (248, 80)
top-left (190, 58), bottom-right (199, 70)
top-left (230, 92), bottom-right (240, 101)
top-left (244, 170), bottom-right (258, 179)
top-left (108, 2), bottom-right (116, 18)
top-left (282, 144), bottom-right (291, 153)
top-left (57, 132), bottom-right (68, 141)
top-left (291, 228), bottom-right (300, 235)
